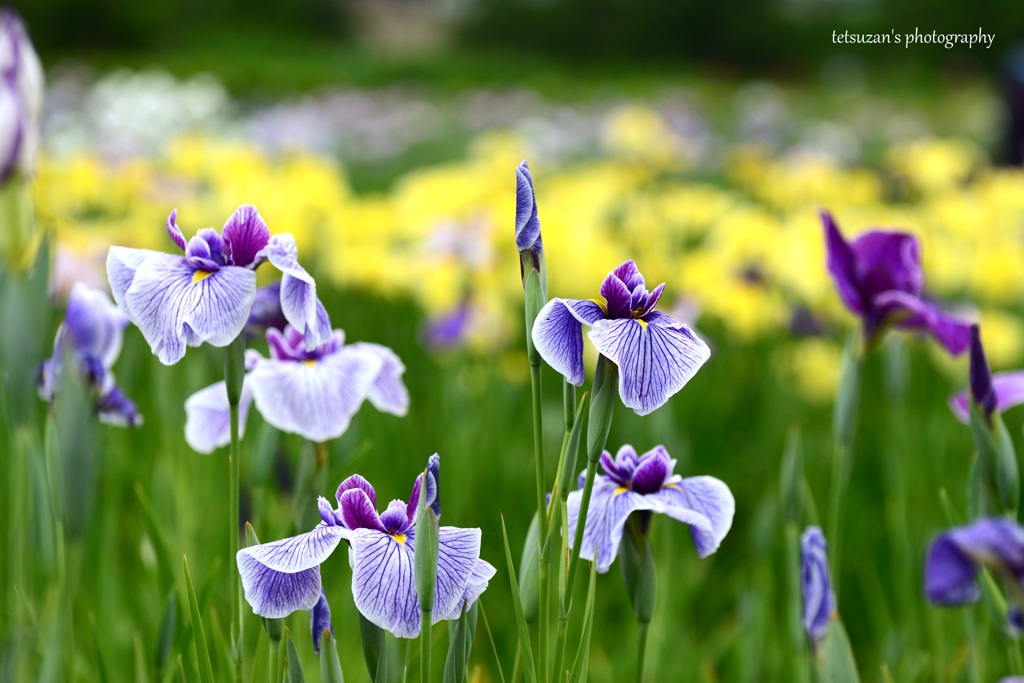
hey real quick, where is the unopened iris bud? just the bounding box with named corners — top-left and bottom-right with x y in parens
top-left (0, 8), bottom-right (43, 183)
top-left (310, 589), bottom-right (334, 654)
top-left (515, 160), bottom-right (544, 279)
top-left (801, 527), bottom-right (835, 654)
top-left (969, 325), bottom-right (997, 420)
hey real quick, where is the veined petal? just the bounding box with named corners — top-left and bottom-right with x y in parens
top-left (106, 247), bottom-right (152, 313)
top-left (872, 291), bottom-right (971, 356)
top-left (438, 557), bottom-right (496, 620)
top-left (949, 371), bottom-right (1024, 424)
top-left (432, 526), bottom-right (482, 623)
top-left (222, 204), bottom-right (271, 268)
top-left (124, 254), bottom-right (256, 365)
top-left (566, 479), bottom-right (654, 573)
top-left (650, 475), bottom-right (734, 557)
top-left (532, 298), bottom-right (604, 386)
top-left (184, 379), bottom-right (254, 454)
top-left (337, 474), bottom-right (377, 508)
top-left (349, 528), bottom-right (420, 638)
top-left (240, 524), bottom-right (347, 574)
top-left (64, 283), bottom-right (129, 368)
top-left (246, 347), bottom-right (383, 442)
top-left (166, 210), bottom-right (187, 251)
top-left (237, 552), bottom-right (323, 619)
top-left (589, 312), bottom-right (710, 416)
top-left (262, 233), bottom-right (331, 349)
top-left (340, 488), bottom-right (387, 532)
top-left (348, 342), bottom-right (410, 416)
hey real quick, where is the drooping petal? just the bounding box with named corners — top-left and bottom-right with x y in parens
top-left (349, 528), bottom-right (420, 638)
top-left (438, 558), bottom-right (496, 621)
top-left (339, 488), bottom-right (387, 532)
top-left (240, 524), bottom-right (348, 574)
top-left (348, 342), bottom-right (409, 416)
top-left (650, 475), bottom-right (734, 557)
top-left (184, 380), bottom-right (254, 454)
top-left (237, 552), bottom-right (323, 619)
top-left (246, 346), bottom-right (383, 442)
top-left (820, 211), bottom-right (866, 316)
top-left (63, 283), bottom-right (129, 368)
top-left (532, 298), bottom-right (606, 386)
top-left (222, 204), bottom-right (271, 268)
top-left (566, 479), bottom-right (654, 573)
top-left (432, 526), bottom-right (483, 623)
top-left (800, 527), bottom-right (835, 652)
top-left (124, 253), bottom-right (256, 365)
top-left (106, 246), bottom-right (151, 312)
top-left (261, 233), bottom-right (331, 349)
top-left (949, 371), bottom-right (1024, 424)
top-left (872, 290), bottom-right (971, 356)
top-left (925, 533), bottom-right (981, 605)
top-left (589, 312), bottom-right (711, 416)
top-left (336, 474), bottom-right (377, 508)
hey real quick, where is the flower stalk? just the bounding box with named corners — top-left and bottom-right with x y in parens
top-left (224, 333), bottom-right (246, 682)
top-left (827, 331), bottom-right (861, 596)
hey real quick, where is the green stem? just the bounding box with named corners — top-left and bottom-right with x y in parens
top-left (828, 334), bottom-right (861, 598)
top-left (269, 637), bottom-right (282, 683)
top-left (529, 363), bottom-right (549, 680)
top-left (224, 336), bottom-right (246, 683)
top-left (420, 611), bottom-right (431, 683)
top-left (1009, 639), bottom-right (1024, 676)
top-left (635, 622), bottom-right (649, 683)
top-left (827, 436), bottom-right (852, 598)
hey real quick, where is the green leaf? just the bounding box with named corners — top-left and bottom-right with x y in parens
top-left (135, 483), bottom-right (178, 596)
top-left (359, 610), bottom-right (388, 683)
top-left (780, 427), bottom-right (804, 525)
top-left (286, 629), bottom-right (306, 683)
top-left (442, 603), bottom-right (470, 683)
top-left (814, 619), bottom-right (861, 683)
top-left (833, 332), bottom-right (862, 449)
top-left (91, 614), bottom-right (111, 683)
top-left (476, 603), bottom-right (506, 683)
top-left (522, 265), bottom-right (548, 365)
top-left (183, 555), bottom-right (216, 683)
top-left (319, 629), bottom-right (345, 683)
top-left (586, 356), bottom-right (617, 463)
top-left (414, 472), bottom-right (440, 617)
top-left (516, 511), bottom-right (540, 623)
top-left (967, 400), bottom-right (1019, 515)
top-left (567, 563), bottom-right (597, 683)
top-left (499, 514), bottom-right (537, 683)
top-left (155, 591), bottom-right (177, 673)
top-left (619, 535), bottom-right (656, 624)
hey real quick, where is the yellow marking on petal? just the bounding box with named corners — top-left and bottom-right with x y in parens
top-left (588, 298), bottom-right (609, 315)
top-left (635, 318), bottom-right (648, 332)
top-left (303, 359), bottom-right (316, 368)
top-left (192, 270), bottom-right (213, 283)
top-left (663, 483), bottom-right (681, 491)
top-left (390, 533), bottom-right (407, 545)
top-left (612, 486), bottom-right (629, 498)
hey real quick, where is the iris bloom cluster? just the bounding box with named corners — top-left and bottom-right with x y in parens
top-left (185, 313), bottom-right (407, 450)
top-left (237, 455), bottom-right (494, 638)
top-left (566, 444), bottom-right (734, 573)
top-left (107, 205), bottom-right (330, 365)
top-left (37, 284), bottom-right (141, 426)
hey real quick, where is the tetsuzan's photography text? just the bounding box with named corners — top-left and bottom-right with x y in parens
top-left (831, 27), bottom-right (994, 49)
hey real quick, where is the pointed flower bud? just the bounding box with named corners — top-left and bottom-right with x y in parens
top-left (515, 161), bottom-right (542, 261)
top-left (969, 325), bottom-right (997, 419)
top-left (310, 588), bottom-right (334, 653)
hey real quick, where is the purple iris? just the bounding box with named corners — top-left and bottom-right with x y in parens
top-left (515, 160), bottom-right (542, 270)
top-left (801, 526), bottom-right (835, 654)
top-left (37, 283), bottom-right (141, 427)
top-left (532, 260), bottom-right (711, 416)
top-left (566, 445), bottom-right (734, 573)
top-left (310, 588), bottom-right (333, 653)
top-left (949, 325), bottom-right (1024, 423)
top-left (822, 211), bottom-right (971, 355)
top-left (925, 517), bottom-right (1024, 611)
top-left (0, 8), bottom-right (43, 182)
top-left (106, 205), bottom-right (331, 365)
top-left (184, 324), bottom-right (408, 450)
top-left (237, 455), bottom-right (495, 639)
top-left (245, 282), bottom-right (289, 340)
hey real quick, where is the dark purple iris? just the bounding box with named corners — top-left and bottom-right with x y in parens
top-left (822, 210), bottom-right (971, 355)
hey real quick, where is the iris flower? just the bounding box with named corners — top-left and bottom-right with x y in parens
top-left (532, 260), bottom-right (711, 415)
top-left (0, 8), bottom-right (43, 182)
top-left (37, 283), bottom-right (141, 426)
top-left (237, 455), bottom-right (495, 638)
top-left (106, 205), bottom-right (330, 365)
top-left (566, 444), bottom-right (733, 573)
top-left (949, 324), bottom-right (1024, 423)
top-left (822, 211), bottom-right (971, 355)
top-left (801, 526), bottom-right (835, 653)
top-left (184, 324), bottom-right (408, 450)
top-left (925, 517), bottom-right (1024, 612)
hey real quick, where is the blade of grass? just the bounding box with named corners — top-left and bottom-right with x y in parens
top-left (500, 514), bottom-right (537, 683)
top-left (183, 555), bottom-right (216, 683)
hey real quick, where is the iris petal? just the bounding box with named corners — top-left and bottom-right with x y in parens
top-left (532, 298), bottom-right (605, 386)
top-left (348, 342), bottom-right (410, 416)
top-left (262, 233), bottom-right (332, 350)
top-left (183, 379), bottom-right (254, 454)
top-left (649, 475), bottom-right (734, 557)
top-left (237, 553), bottom-right (323, 619)
top-left (106, 246), bottom-right (151, 312)
top-left (349, 528), bottom-right (420, 638)
top-left (949, 371), bottom-right (1024, 423)
top-left (222, 204), bottom-right (271, 268)
top-left (872, 290), bottom-right (971, 356)
top-left (566, 479), bottom-right (653, 573)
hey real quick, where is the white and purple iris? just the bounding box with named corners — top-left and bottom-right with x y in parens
top-left (801, 526), bottom-right (835, 653)
top-left (106, 205), bottom-right (331, 366)
top-left (949, 324), bottom-right (1024, 424)
top-left (237, 455), bottom-right (495, 639)
top-left (566, 445), bottom-right (734, 573)
top-left (532, 260), bottom-right (711, 416)
top-left (0, 8), bottom-right (43, 182)
top-left (184, 322), bottom-right (408, 450)
top-left (37, 283), bottom-right (141, 427)
top-left (822, 211), bottom-right (971, 355)
top-left (925, 517), bottom-right (1024, 625)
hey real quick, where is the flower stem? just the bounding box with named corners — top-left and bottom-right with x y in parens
top-left (420, 611), bottom-right (431, 683)
top-left (635, 622), bottom-right (649, 683)
top-left (224, 335), bottom-right (246, 683)
top-left (529, 363), bottom-right (549, 680)
top-left (269, 637), bottom-right (282, 683)
top-left (827, 332), bottom-right (861, 598)
top-left (1009, 638), bottom-right (1024, 676)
